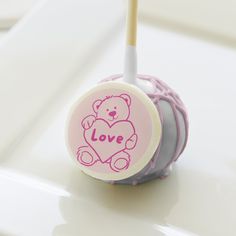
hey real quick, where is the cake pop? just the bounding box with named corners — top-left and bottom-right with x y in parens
top-left (66, 0), bottom-right (188, 185)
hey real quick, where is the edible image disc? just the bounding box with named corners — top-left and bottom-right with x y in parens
top-left (66, 81), bottom-right (162, 181)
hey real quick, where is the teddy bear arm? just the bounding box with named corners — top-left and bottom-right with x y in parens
top-left (125, 133), bottom-right (138, 150)
top-left (82, 115), bottom-right (96, 130)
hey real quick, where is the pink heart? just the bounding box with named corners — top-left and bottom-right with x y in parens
top-left (84, 119), bottom-right (135, 163)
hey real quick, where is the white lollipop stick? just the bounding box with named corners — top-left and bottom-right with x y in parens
top-left (124, 0), bottom-right (138, 85)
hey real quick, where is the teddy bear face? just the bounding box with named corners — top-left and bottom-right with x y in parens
top-left (93, 94), bottom-right (131, 124)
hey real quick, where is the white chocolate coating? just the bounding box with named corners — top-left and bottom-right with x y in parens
top-left (66, 81), bottom-right (162, 181)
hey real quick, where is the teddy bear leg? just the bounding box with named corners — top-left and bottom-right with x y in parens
top-left (77, 146), bottom-right (99, 166)
top-left (109, 151), bottom-right (131, 172)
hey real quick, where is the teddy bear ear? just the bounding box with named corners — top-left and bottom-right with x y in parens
top-left (120, 94), bottom-right (131, 106)
top-left (92, 99), bottom-right (102, 113)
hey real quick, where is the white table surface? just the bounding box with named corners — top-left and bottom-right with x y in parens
top-left (0, 0), bottom-right (39, 28)
top-left (0, 30), bottom-right (6, 39)
top-left (0, 1), bottom-right (236, 236)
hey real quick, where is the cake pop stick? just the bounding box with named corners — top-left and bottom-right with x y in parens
top-left (124, 0), bottom-right (138, 85)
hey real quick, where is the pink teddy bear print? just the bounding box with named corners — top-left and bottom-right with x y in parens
top-left (77, 94), bottom-right (138, 172)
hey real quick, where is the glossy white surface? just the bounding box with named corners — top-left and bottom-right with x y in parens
top-left (0, 30), bottom-right (6, 39)
top-left (139, 0), bottom-right (236, 42)
top-left (0, 0), bottom-right (124, 156)
top-left (0, 0), bottom-right (39, 28)
top-left (1, 1), bottom-right (236, 236)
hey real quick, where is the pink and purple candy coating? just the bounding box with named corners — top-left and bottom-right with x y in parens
top-left (102, 74), bottom-right (189, 185)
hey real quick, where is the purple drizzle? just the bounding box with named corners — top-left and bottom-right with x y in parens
top-left (102, 74), bottom-right (189, 185)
